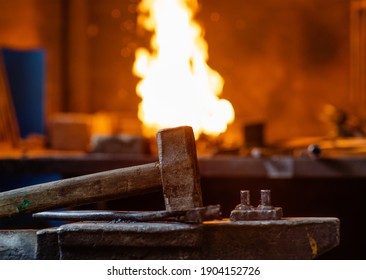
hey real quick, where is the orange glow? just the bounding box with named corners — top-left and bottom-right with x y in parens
top-left (133, 0), bottom-right (234, 138)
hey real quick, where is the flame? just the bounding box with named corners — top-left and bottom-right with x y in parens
top-left (133, 0), bottom-right (234, 138)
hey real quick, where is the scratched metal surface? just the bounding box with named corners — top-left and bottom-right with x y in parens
top-left (35, 217), bottom-right (339, 260)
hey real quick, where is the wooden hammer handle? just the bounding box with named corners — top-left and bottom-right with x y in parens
top-left (0, 162), bottom-right (161, 218)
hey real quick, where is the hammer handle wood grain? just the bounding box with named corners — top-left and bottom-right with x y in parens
top-left (0, 162), bottom-right (161, 218)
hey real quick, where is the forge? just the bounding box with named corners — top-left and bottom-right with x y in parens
top-left (0, 0), bottom-right (365, 260)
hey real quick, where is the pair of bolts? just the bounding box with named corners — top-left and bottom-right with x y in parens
top-left (238, 189), bottom-right (273, 210)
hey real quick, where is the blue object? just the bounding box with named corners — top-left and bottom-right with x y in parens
top-left (1, 48), bottom-right (45, 137)
top-left (0, 48), bottom-right (63, 228)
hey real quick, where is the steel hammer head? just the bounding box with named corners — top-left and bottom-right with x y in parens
top-left (156, 126), bottom-right (202, 211)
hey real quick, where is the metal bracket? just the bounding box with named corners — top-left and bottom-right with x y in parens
top-left (230, 190), bottom-right (283, 221)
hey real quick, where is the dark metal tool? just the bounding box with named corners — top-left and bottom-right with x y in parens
top-left (0, 126), bottom-right (202, 218)
top-left (230, 190), bottom-right (283, 221)
top-left (33, 204), bottom-right (222, 224)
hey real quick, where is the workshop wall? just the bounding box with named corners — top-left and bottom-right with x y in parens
top-left (0, 0), bottom-right (351, 143)
top-left (64, 0), bottom-right (352, 143)
top-left (0, 0), bottom-right (64, 116)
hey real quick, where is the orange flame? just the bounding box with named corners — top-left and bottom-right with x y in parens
top-left (133, 0), bottom-right (234, 138)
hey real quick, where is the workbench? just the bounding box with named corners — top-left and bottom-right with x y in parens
top-left (1, 152), bottom-right (366, 178)
top-left (0, 152), bottom-right (365, 259)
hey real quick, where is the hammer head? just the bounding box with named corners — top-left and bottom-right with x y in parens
top-left (157, 126), bottom-right (202, 211)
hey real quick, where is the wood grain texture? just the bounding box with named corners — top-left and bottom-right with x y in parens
top-left (0, 162), bottom-right (161, 218)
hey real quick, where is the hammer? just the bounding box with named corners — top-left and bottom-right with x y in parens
top-left (0, 126), bottom-right (202, 218)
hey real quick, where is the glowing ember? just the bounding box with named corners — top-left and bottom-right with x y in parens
top-left (133, 0), bottom-right (234, 138)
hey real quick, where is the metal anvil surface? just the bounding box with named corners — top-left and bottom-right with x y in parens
top-left (33, 217), bottom-right (339, 260)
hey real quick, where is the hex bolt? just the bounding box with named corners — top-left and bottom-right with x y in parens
top-left (259, 189), bottom-right (273, 209)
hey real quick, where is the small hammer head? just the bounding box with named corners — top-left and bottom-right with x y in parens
top-left (157, 126), bottom-right (202, 211)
